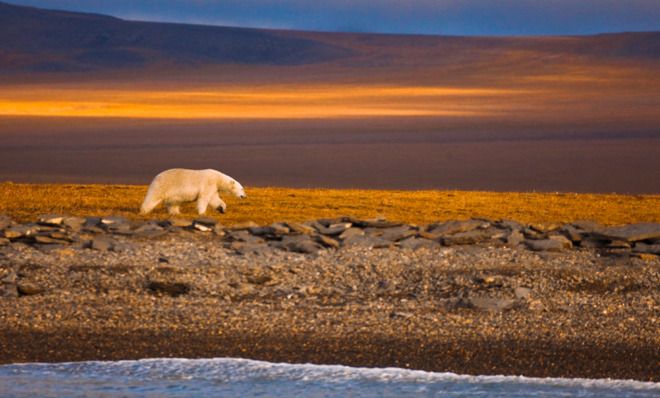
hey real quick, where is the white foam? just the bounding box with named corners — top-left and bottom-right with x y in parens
top-left (6, 357), bottom-right (659, 391)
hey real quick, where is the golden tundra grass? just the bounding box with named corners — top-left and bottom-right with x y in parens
top-left (0, 183), bottom-right (658, 226)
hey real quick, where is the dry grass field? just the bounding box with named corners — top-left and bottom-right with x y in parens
top-left (1, 183), bottom-right (658, 226)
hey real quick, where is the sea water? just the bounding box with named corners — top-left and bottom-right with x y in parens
top-left (0, 358), bottom-right (658, 397)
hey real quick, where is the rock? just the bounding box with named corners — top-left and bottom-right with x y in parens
top-left (0, 215), bottom-right (13, 230)
top-left (132, 222), bottom-right (167, 238)
top-left (633, 242), bottom-right (660, 255)
top-left (1, 270), bottom-right (17, 284)
top-left (463, 296), bottom-right (517, 312)
top-left (34, 235), bottom-right (67, 244)
top-left (193, 217), bottom-right (217, 227)
top-left (270, 223), bottom-right (291, 235)
top-left (579, 238), bottom-right (609, 249)
top-left (228, 230), bottom-right (264, 243)
top-left (514, 287), bottom-right (532, 299)
top-left (495, 219), bottom-right (524, 231)
top-left (101, 216), bottom-right (129, 226)
top-left (443, 229), bottom-right (498, 246)
top-left (91, 236), bottom-right (114, 251)
top-left (338, 227), bottom-right (364, 240)
top-left (560, 225), bottom-right (583, 242)
top-left (193, 223), bottom-right (213, 232)
top-left (37, 214), bottom-right (64, 226)
top-left (506, 230), bottom-right (524, 246)
top-left (593, 223), bottom-right (660, 242)
top-left (397, 237), bottom-right (439, 251)
top-left (425, 219), bottom-right (490, 239)
top-left (84, 217), bottom-right (102, 228)
top-left (286, 222), bottom-right (315, 235)
top-left (357, 218), bottom-right (402, 228)
top-left (314, 234), bottom-right (340, 248)
top-left (62, 217), bottom-right (86, 231)
top-left (342, 235), bottom-right (391, 249)
top-left (169, 218), bottom-right (193, 228)
top-left (282, 235), bottom-right (323, 254)
top-left (3, 224), bottom-right (37, 239)
top-left (17, 281), bottom-right (44, 296)
top-left (313, 222), bottom-right (352, 236)
top-left (0, 283), bottom-right (18, 298)
top-left (246, 274), bottom-right (272, 285)
top-left (0, 238), bottom-right (9, 246)
top-left (147, 280), bottom-right (191, 297)
top-left (230, 241), bottom-right (272, 255)
top-left (572, 220), bottom-right (602, 232)
top-left (229, 221), bottom-right (260, 230)
top-left (526, 235), bottom-right (572, 252)
top-left (368, 225), bottom-right (417, 242)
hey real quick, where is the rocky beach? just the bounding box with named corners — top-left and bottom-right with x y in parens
top-left (1, 214), bottom-right (658, 381)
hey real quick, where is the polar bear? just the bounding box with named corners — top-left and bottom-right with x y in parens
top-left (140, 168), bottom-right (246, 216)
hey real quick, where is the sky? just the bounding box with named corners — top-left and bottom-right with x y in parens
top-left (5, 0), bottom-right (660, 36)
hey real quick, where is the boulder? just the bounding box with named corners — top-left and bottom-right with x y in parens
top-left (133, 222), bottom-right (167, 238)
top-left (342, 234), bottom-right (391, 249)
top-left (313, 221), bottom-right (352, 236)
top-left (168, 218), bottom-right (194, 228)
top-left (443, 229), bottom-right (498, 246)
top-left (17, 281), bottom-right (44, 296)
top-left (426, 219), bottom-right (490, 239)
top-left (633, 242), bottom-right (660, 255)
top-left (506, 230), bottom-right (524, 246)
top-left (526, 235), bottom-right (572, 252)
top-left (593, 223), bottom-right (660, 242)
top-left (230, 241), bottom-right (272, 255)
top-left (463, 296), bottom-right (517, 312)
top-left (62, 217), bottom-right (86, 231)
top-left (338, 227), bottom-right (365, 240)
top-left (0, 215), bottom-right (13, 230)
top-left (368, 225), bottom-right (417, 242)
top-left (91, 236), bottom-right (114, 251)
top-left (314, 234), bottom-right (340, 248)
top-left (397, 237), bottom-right (439, 251)
top-left (227, 230), bottom-right (264, 243)
top-left (285, 222), bottom-right (316, 235)
top-left (37, 214), bottom-right (64, 226)
top-left (282, 235), bottom-right (323, 254)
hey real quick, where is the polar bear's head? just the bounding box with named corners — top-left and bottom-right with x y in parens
top-left (228, 179), bottom-right (247, 199)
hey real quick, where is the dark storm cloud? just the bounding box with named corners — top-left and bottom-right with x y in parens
top-left (6, 0), bottom-right (660, 35)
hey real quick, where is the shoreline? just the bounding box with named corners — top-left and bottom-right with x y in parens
top-left (1, 216), bottom-right (659, 381)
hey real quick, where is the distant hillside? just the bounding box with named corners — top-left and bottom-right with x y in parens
top-left (0, 0), bottom-right (658, 73)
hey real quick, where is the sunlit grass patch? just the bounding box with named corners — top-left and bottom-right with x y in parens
top-left (0, 182), bottom-right (658, 226)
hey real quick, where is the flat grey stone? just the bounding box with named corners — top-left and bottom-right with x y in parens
top-left (593, 223), bottom-right (660, 242)
top-left (133, 222), bottom-right (167, 238)
top-left (3, 224), bottom-right (37, 239)
top-left (286, 222), bottom-right (316, 235)
top-left (91, 237), bottom-right (114, 251)
top-left (84, 217), bottom-right (102, 228)
top-left (338, 227), bottom-right (364, 240)
top-left (168, 218), bottom-right (193, 228)
top-left (62, 217), bottom-right (86, 231)
top-left (230, 241), bottom-right (272, 255)
top-left (0, 215), bottom-right (12, 230)
top-left (313, 222), bottom-right (352, 236)
top-left (560, 225), bottom-right (583, 242)
top-left (397, 237), bottom-right (439, 251)
top-left (356, 218), bottom-right (402, 228)
top-left (101, 216), bottom-right (129, 226)
top-left (17, 281), bottom-right (44, 296)
top-left (369, 225), bottom-right (417, 242)
top-left (228, 230), bottom-right (264, 243)
top-left (495, 219), bottom-right (524, 231)
top-left (443, 229), bottom-right (497, 246)
top-left (633, 242), bottom-right (660, 255)
top-left (314, 234), bottom-right (340, 248)
top-left (194, 217), bottom-right (217, 227)
top-left (514, 287), bottom-right (532, 299)
top-left (282, 235), bottom-right (323, 254)
top-left (426, 219), bottom-right (490, 238)
top-left (506, 230), bottom-right (524, 246)
top-left (526, 235), bottom-right (572, 252)
top-left (0, 283), bottom-right (18, 298)
top-left (464, 296), bottom-right (517, 312)
top-left (342, 235), bottom-right (391, 249)
top-left (37, 214), bottom-right (64, 226)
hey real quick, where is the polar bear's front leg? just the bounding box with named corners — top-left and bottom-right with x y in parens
top-left (209, 192), bottom-right (227, 214)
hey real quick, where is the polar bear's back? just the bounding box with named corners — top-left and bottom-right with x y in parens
top-left (149, 168), bottom-right (220, 202)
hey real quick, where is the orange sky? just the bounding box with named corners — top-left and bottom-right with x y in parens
top-left (0, 84), bottom-right (529, 119)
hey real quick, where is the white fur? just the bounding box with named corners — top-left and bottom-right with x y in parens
top-left (140, 168), bottom-right (246, 215)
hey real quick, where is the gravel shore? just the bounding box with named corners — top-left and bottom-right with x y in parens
top-left (1, 216), bottom-right (658, 380)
